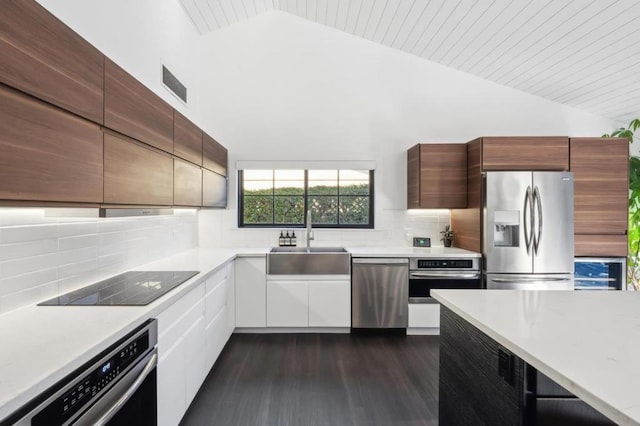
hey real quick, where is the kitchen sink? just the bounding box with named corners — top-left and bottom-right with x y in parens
top-left (267, 247), bottom-right (350, 274)
top-left (269, 247), bottom-right (348, 253)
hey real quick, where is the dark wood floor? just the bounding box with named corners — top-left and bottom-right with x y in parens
top-left (180, 333), bottom-right (440, 426)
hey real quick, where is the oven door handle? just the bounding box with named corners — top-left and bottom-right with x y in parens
top-left (410, 272), bottom-right (480, 279)
top-left (92, 350), bottom-right (158, 426)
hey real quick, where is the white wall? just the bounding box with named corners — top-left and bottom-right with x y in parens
top-left (195, 12), bottom-right (619, 249)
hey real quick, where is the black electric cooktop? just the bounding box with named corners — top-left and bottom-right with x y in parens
top-left (39, 270), bottom-right (199, 306)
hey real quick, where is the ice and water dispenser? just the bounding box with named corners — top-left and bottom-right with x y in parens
top-left (493, 210), bottom-right (520, 247)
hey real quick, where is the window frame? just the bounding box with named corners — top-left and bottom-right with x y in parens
top-left (238, 169), bottom-right (374, 229)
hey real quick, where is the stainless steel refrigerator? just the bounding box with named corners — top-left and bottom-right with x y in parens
top-left (484, 171), bottom-right (574, 290)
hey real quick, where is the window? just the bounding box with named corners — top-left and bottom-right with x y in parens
top-left (239, 169), bottom-right (374, 228)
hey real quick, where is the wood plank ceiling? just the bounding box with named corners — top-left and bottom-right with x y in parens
top-left (179, 0), bottom-right (640, 124)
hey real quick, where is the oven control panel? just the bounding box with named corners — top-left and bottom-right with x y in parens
top-left (32, 333), bottom-right (150, 425)
top-left (415, 259), bottom-right (474, 269)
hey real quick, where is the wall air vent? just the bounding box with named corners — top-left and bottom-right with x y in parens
top-left (162, 65), bottom-right (187, 104)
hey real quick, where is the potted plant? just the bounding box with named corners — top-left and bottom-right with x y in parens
top-left (440, 225), bottom-right (455, 247)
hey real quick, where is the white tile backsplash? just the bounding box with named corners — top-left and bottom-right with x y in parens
top-left (0, 208), bottom-right (199, 314)
top-left (198, 208), bottom-right (450, 249)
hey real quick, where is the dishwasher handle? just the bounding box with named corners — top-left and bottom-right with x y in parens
top-left (352, 258), bottom-right (408, 265)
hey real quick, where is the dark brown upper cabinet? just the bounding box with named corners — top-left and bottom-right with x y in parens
top-left (104, 132), bottom-right (173, 206)
top-left (0, 0), bottom-right (104, 124)
top-left (407, 143), bottom-right (467, 209)
top-left (104, 58), bottom-right (173, 153)
top-left (174, 111), bottom-right (203, 166)
top-left (174, 159), bottom-right (202, 207)
top-left (0, 85), bottom-right (103, 203)
top-left (481, 137), bottom-right (569, 171)
top-left (570, 137), bottom-right (629, 257)
top-left (203, 133), bottom-right (228, 176)
top-left (202, 169), bottom-right (227, 208)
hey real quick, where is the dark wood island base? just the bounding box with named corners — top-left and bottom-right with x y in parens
top-left (439, 306), bottom-right (615, 425)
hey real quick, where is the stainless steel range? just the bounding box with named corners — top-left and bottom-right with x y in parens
top-left (38, 271), bottom-right (199, 306)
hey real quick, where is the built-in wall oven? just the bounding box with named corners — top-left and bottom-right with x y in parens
top-left (9, 319), bottom-right (157, 426)
top-left (574, 257), bottom-right (626, 291)
top-left (409, 257), bottom-right (481, 303)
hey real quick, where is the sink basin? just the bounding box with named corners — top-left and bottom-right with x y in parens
top-left (269, 247), bottom-right (348, 253)
top-left (267, 247), bottom-right (350, 275)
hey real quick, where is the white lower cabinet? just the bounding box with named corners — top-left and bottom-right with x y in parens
top-left (309, 281), bottom-right (350, 327)
top-left (235, 256), bottom-right (266, 327)
top-left (267, 280), bottom-right (308, 327)
top-left (266, 277), bottom-right (350, 328)
top-left (157, 338), bottom-right (186, 426)
top-left (408, 303), bottom-right (440, 328)
top-left (156, 261), bottom-right (234, 426)
top-left (184, 315), bottom-right (207, 404)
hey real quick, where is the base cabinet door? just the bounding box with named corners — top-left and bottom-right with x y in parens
top-left (227, 262), bottom-right (236, 335)
top-left (157, 341), bottom-right (186, 426)
top-left (235, 257), bottom-right (266, 327)
top-left (267, 281), bottom-right (308, 327)
top-left (308, 281), bottom-right (350, 327)
top-left (408, 304), bottom-right (440, 328)
top-left (183, 316), bottom-right (207, 405)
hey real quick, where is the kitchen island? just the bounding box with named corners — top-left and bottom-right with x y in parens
top-left (432, 289), bottom-right (640, 425)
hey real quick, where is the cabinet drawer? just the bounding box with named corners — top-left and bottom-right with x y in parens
top-left (156, 282), bottom-right (205, 354)
top-left (205, 271), bottom-right (228, 327)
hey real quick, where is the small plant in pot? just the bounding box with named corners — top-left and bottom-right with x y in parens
top-left (440, 225), bottom-right (455, 247)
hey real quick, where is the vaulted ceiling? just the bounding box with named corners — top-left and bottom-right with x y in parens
top-left (179, 0), bottom-right (640, 124)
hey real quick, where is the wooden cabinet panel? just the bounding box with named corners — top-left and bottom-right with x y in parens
top-left (451, 138), bottom-right (482, 252)
top-left (482, 137), bottom-right (569, 171)
top-left (407, 143), bottom-right (467, 209)
top-left (104, 59), bottom-right (173, 153)
top-left (0, 0), bottom-right (104, 123)
top-left (202, 169), bottom-right (227, 208)
top-left (575, 234), bottom-right (627, 257)
top-left (407, 145), bottom-right (420, 208)
top-left (174, 159), bottom-right (202, 207)
top-left (174, 110), bottom-right (202, 165)
top-left (203, 133), bottom-right (228, 176)
top-left (570, 138), bottom-right (628, 235)
top-left (104, 133), bottom-right (173, 205)
top-left (0, 85), bottom-right (103, 203)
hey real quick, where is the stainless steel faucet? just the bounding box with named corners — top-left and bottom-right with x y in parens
top-left (306, 210), bottom-right (314, 249)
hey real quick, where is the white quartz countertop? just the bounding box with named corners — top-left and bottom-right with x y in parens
top-left (432, 289), bottom-right (640, 426)
top-left (346, 246), bottom-right (480, 257)
top-left (0, 247), bottom-right (267, 423)
top-left (0, 244), bottom-right (479, 422)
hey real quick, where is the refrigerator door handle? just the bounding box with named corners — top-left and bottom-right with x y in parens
top-left (523, 186), bottom-right (533, 254)
top-left (533, 186), bottom-right (543, 255)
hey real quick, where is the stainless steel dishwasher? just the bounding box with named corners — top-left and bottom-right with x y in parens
top-left (352, 258), bottom-right (409, 328)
